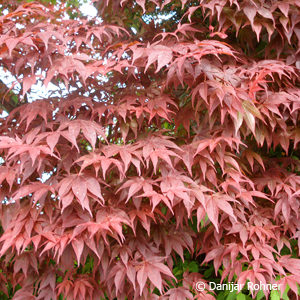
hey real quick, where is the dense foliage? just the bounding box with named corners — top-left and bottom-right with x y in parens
top-left (0, 0), bottom-right (300, 299)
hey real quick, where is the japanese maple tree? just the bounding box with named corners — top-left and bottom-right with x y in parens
top-left (0, 0), bottom-right (300, 299)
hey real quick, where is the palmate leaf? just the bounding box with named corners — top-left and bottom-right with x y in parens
top-left (0, 0), bottom-right (299, 299)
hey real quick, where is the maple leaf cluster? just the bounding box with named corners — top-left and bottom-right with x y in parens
top-left (0, 0), bottom-right (300, 299)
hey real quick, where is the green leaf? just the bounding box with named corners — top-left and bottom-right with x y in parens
top-left (173, 266), bottom-right (183, 278)
top-left (270, 290), bottom-right (280, 300)
top-left (255, 290), bottom-right (264, 300)
top-left (12, 94), bottom-right (18, 105)
top-left (226, 290), bottom-right (237, 300)
top-left (280, 284), bottom-right (290, 300)
top-left (236, 293), bottom-right (246, 300)
top-left (161, 206), bottom-right (167, 215)
top-left (203, 265), bottom-right (214, 278)
top-left (187, 261), bottom-right (198, 273)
